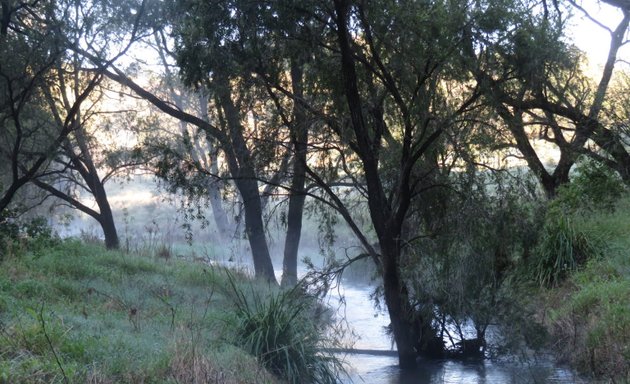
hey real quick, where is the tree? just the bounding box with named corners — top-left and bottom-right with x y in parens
top-left (168, 0), bottom-right (525, 368)
top-left (31, 68), bottom-right (133, 250)
top-left (9, 0), bottom-right (156, 249)
top-left (463, 0), bottom-right (630, 197)
top-left (319, 0), bottom-right (483, 367)
top-left (0, 0), bottom-right (103, 215)
top-left (148, 31), bottom-right (235, 239)
top-left (89, 0), bottom-right (314, 284)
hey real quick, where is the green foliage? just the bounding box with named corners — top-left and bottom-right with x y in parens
top-left (553, 159), bottom-right (626, 213)
top-left (531, 160), bottom-right (624, 287)
top-left (222, 273), bottom-right (343, 384)
top-left (532, 213), bottom-right (603, 287)
top-left (0, 213), bottom-right (59, 261)
top-left (403, 170), bottom-right (544, 354)
top-left (538, 195), bottom-right (630, 380)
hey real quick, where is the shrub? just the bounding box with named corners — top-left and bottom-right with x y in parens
top-left (554, 158), bottom-right (626, 213)
top-left (222, 274), bottom-right (343, 384)
top-left (530, 160), bottom-right (622, 287)
top-left (532, 213), bottom-right (603, 287)
top-left (0, 212), bottom-right (59, 261)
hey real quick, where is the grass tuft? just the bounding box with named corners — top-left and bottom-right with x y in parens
top-left (221, 272), bottom-right (344, 384)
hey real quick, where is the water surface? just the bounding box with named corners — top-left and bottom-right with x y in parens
top-left (332, 284), bottom-right (585, 384)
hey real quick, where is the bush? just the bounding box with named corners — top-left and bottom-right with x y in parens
top-left (532, 213), bottom-right (603, 287)
top-left (0, 212), bottom-right (58, 260)
top-left (530, 160), bottom-right (622, 287)
top-left (222, 274), bottom-right (343, 384)
top-left (555, 158), bottom-right (626, 213)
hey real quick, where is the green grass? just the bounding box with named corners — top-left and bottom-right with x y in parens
top-left (0, 238), bottom-right (328, 383)
top-left (540, 196), bottom-right (630, 382)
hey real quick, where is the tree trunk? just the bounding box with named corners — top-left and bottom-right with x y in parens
top-left (196, 91), bottom-right (234, 238)
top-left (73, 124), bottom-right (120, 250)
top-left (237, 177), bottom-right (277, 283)
top-left (32, 177), bottom-right (120, 250)
top-left (215, 70), bottom-right (277, 284)
top-left (333, 0), bottom-right (420, 367)
top-left (281, 60), bottom-right (308, 287)
top-left (99, 210), bottom-right (119, 249)
top-left (93, 182), bottom-right (119, 249)
top-left (281, 164), bottom-right (306, 286)
top-left (207, 177), bottom-right (233, 238)
top-left (380, 242), bottom-right (419, 369)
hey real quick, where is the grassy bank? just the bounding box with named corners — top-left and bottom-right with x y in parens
top-left (0, 237), bottom-right (341, 383)
top-left (535, 196), bottom-right (630, 382)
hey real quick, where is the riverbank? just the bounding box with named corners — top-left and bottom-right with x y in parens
top-left (0, 237), bottom-right (340, 383)
top-left (534, 196), bottom-right (630, 382)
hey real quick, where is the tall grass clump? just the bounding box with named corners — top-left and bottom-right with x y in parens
top-left (542, 196), bottom-right (630, 380)
top-left (222, 273), bottom-right (343, 384)
top-left (532, 212), bottom-right (603, 287)
top-left (531, 159), bottom-right (623, 287)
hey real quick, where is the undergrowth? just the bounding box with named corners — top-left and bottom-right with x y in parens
top-left (0, 236), bottom-right (342, 383)
top-left (538, 196), bottom-right (630, 382)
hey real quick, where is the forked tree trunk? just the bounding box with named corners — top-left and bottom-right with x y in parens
top-left (32, 175), bottom-right (120, 250)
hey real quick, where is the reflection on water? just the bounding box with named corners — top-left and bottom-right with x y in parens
top-left (332, 283), bottom-right (586, 384)
top-left (343, 355), bottom-right (585, 384)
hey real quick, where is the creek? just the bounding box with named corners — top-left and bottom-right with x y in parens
top-left (330, 283), bottom-right (586, 384)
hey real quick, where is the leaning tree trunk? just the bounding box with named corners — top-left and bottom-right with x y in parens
top-left (215, 70), bottom-right (277, 284)
top-left (74, 125), bottom-right (120, 250)
top-left (93, 182), bottom-right (119, 249)
top-left (31, 174), bottom-right (120, 250)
